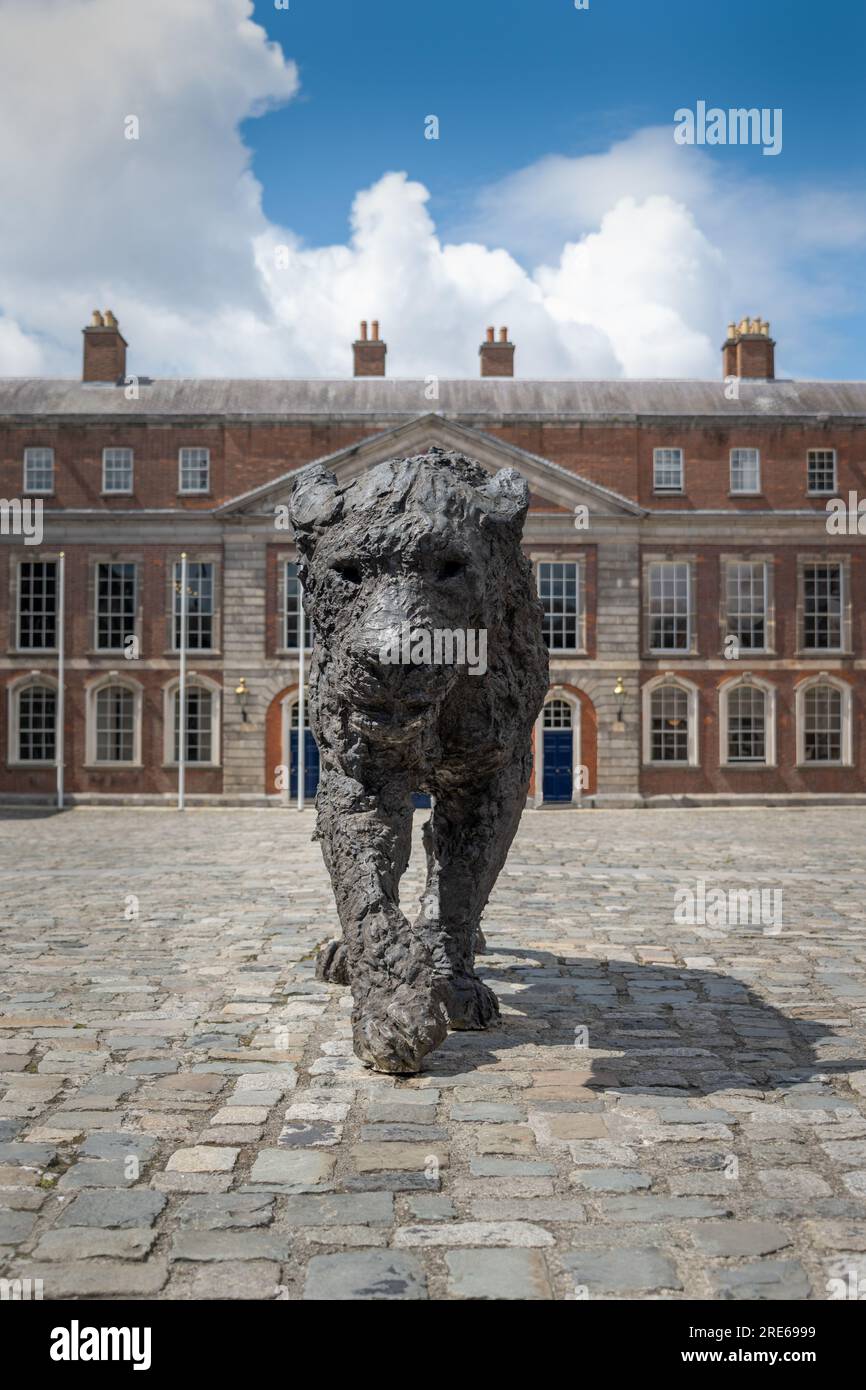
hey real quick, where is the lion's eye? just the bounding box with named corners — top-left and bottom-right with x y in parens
top-left (333, 561), bottom-right (362, 585)
top-left (437, 560), bottom-right (465, 581)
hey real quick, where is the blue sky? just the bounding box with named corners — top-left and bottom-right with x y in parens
top-left (247, 0), bottom-right (864, 241)
top-left (1, 0), bottom-right (864, 381)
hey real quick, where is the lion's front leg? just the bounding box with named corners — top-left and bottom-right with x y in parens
top-left (315, 764), bottom-right (447, 1074)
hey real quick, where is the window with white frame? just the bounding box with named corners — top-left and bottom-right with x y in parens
top-left (730, 448), bottom-right (760, 494)
top-left (538, 561), bottom-right (581, 651)
top-left (173, 561), bottom-right (214, 650)
top-left (801, 683), bottom-right (842, 763)
top-left (807, 449), bottom-right (836, 495)
top-left (16, 683), bottom-right (56, 762)
top-left (23, 447), bottom-right (54, 494)
top-left (285, 562), bottom-right (313, 650)
top-left (173, 685), bottom-right (214, 763)
top-left (102, 447), bottom-right (134, 494)
top-left (94, 684), bottom-right (137, 763)
top-left (653, 448), bottom-right (684, 493)
top-left (725, 561), bottom-right (767, 651)
top-left (649, 684), bottom-right (689, 762)
top-left (95, 562), bottom-right (136, 651)
top-left (543, 699), bottom-right (572, 729)
top-left (647, 562), bottom-right (691, 651)
top-left (802, 563), bottom-right (842, 650)
top-left (17, 560), bottom-right (57, 650)
top-left (178, 447), bottom-right (210, 494)
top-left (726, 684), bottom-right (767, 763)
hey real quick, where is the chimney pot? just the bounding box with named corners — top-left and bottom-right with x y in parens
top-left (722, 315), bottom-right (775, 381)
top-left (353, 320), bottom-right (386, 376)
top-left (479, 327), bottom-right (515, 377)
top-left (82, 309), bottom-right (127, 383)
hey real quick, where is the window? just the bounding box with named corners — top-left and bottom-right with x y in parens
top-left (94, 685), bottom-right (136, 763)
top-left (543, 699), bottom-right (572, 729)
top-left (653, 448), bottom-right (684, 493)
top-left (649, 685), bottom-right (689, 762)
top-left (173, 561), bottom-right (214, 650)
top-left (726, 685), bottom-right (767, 763)
top-left (807, 449), bottom-right (836, 495)
top-left (17, 561), bottom-right (57, 650)
top-left (285, 562), bottom-right (312, 650)
top-left (23, 447), bottom-right (54, 494)
top-left (102, 448), bottom-right (133, 494)
top-left (95, 562), bottom-right (136, 651)
top-left (796, 678), bottom-right (852, 766)
top-left (16, 684), bottom-right (56, 763)
top-left (178, 448), bottom-right (210, 494)
top-left (647, 562), bottom-right (691, 651)
top-left (538, 561), bottom-right (581, 651)
top-left (802, 563), bottom-right (842, 650)
top-left (725, 562), bottom-right (767, 651)
top-left (730, 448), bottom-right (760, 494)
top-left (173, 686), bottom-right (214, 763)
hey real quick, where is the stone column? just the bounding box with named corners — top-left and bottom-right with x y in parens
top-left (594, 539), bottom-right (641, 804)
top-left (222, 524), bottom-right (269, 800)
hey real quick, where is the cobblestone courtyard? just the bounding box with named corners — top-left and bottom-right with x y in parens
top-left (1, 806), bottom-right (865, 1301)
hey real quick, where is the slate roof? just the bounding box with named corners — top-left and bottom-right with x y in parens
top-left (1, 378), bottom-right (865, 421)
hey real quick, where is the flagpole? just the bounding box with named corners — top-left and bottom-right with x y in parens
top-left (296, 572), bottom-right (305, 812)
top-left (178, 552), bottom-right (187, 812)
top-left (56, 551), bottom-right (65, 810)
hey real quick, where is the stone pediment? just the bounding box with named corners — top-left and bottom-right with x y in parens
top-left (217, 413), bottom-right (644, 519)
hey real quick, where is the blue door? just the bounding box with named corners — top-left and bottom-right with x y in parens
top-left (542, 700), bottom-right (574, 802)
top-left (290, 729), bottom-right (320, 800)
top-left (412, 792), bottom-right (431, 809)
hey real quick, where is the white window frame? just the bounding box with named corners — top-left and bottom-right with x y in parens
top-left (730, 448), bottom-right (761, 496)
top-left (642, 675), bottom-right (699, 768)
top-left (806, 448), bottom-right (837, 496)
top-left (102, 447), bottom-right (134, 495)
top-left (178, 447), bottom-right (210, 495)
top-left (7, 673), bottom-right (58, 768)
top-left (282, 560), bottom-right (313, 653)
top-left (537, 559), bottom-right (585, 654)
top-left (724, 560), bottom-right (770, 655)
top-left (652, 447), bottom-right (684, 494)
top-left (719, 675), bottom-right (777, 769)
top-left (16, 557), bottom-right (58, 653)
top-left (93, 560), bottom-right (138, 653)
top-left (795, 674), bottom-right (853, 768)
top-left (85, 675), bottom-right (143, 767)
top-left (172, 559), bottom-right (216, 652)
top-left (799, 559), bottom-right (846, 654)
top-left (23, 447), bottom-right (54, 495)
top-left (646, 560), bottom-right (693, 654)
top-left (163, 675), bottom-right (221, 768)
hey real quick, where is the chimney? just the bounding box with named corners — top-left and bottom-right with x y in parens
top-left (82, 309), bottom-right (127, 383)
top-left (722, 317), bottom-right (775, 380)
top-left (353, 319), bottom-right (386, 376)
top-left (479, 326), bottom-right (514, 377)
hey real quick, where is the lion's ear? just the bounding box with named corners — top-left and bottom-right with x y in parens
top-left (479, 467), bottom-right (529, 531)
top-left (289, 464), bottom-right (342, 552)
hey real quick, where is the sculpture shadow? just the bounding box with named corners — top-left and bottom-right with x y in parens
top-left (417, 947), bottom-right (866, 1096)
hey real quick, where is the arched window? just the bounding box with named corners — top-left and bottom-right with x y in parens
top-left (163, 677), bottom-right (220, 767)
top-left (543, 699), bottom-right (572, 729)
top-left (642, 677), bottom-right (699, 766)
top-left (86, 678), bottom-right (142, 766)
top-left (720, 677), bottom-right (776, 768)
top-left (10, 679), bottom-right (57, 763)
top-left (796, 677), bottom-right (852, 766)
top-left (291, 700), bottom-right (311, 729)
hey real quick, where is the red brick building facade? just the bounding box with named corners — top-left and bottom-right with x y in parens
top-left (1, 314), bottom-right (864, 806)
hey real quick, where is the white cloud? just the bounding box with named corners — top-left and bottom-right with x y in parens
top-left (0, 2), bottom-right (863, 382)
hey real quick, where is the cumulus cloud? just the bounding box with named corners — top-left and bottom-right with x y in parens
top-left (0, 1), bottom-right (863, 381)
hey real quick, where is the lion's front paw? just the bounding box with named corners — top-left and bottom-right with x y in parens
top-left (441, 973), bottom-right (500, 1031)
top-left (352, 983), bottom-right (448, 1075)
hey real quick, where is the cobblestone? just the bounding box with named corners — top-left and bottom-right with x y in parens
top-left (1, 805), bottom-right (865, 1300)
